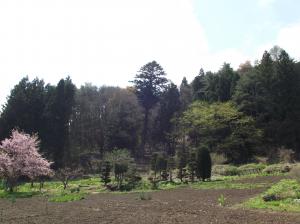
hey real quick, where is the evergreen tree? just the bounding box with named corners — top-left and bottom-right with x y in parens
top-left (131, 61), bottom-right (168, 156)
top-left (196, 147), bottom-right (212, 181)
top-left (179, 77), bottom-right (192, 111)
top-left (43, 77), bottom-right (76, 168)
top-left (114, 162), bottom-right (128, 189)
top-left (192, 68), bottom-right (206, 101)
top-left (217, 63), bottom-right (239, 102)
top-left (152, 83), bottom-right (181, 154)
top-left (0, 77), bottom-right (46, 141)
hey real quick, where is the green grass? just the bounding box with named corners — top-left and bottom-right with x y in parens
top-left (0, 168), bottom-right (287, 203)
top-left (191, 180), bottom-right (267, 190)
top-left (0, 191), bottom-right (38, 199)
top-left (243, 179), bottom-right (300, 212)
top-left (48, 192), bottom-right (86, 202)
top-left (0, 176), bottom-right (105, 202)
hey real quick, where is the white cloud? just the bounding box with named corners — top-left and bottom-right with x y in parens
top-left (276, 23), bottom-right (300, 61)
top-left (0, 0), bottom-right (287, 107)
top-left (254, 23), bottom-right (300, 62)
top-left (0, 0), bottom-right (210, 106)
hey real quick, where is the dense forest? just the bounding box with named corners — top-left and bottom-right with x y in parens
top-left (0, 46), bottom-right (300, 169)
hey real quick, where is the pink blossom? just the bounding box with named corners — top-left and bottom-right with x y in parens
top-left (0, 130), bottom-right (53, 191)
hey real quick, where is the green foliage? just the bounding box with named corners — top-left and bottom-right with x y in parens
top-left (192, 68), bottom-right (206, 101)
top-left (103, 149), bottom-right (133, 174)
top-left (210, 153), bottom-right (227, 165)
top-left (218, 194), bottom-right (226, 206)
top-left (0, 191), bottom-right (37, 199)
top-left (100, 161), bottom-right (111, 186)
top-left (289, 165), bottom-right (300, 183)
top-left (234, 49), bottom-right (300, 155)
top-left (244, 179), bottom-right (300, 212)
top-left (179, 77), bottom-right (192, 111)
top-left (191, 180), bottom-right (266, 190)
top-left (48, 192), bottom-right (86, 202)
top-left (124, 167), bottom-right (142, 191)
top-left (237, 163), bottom-right (266, 174)
top-left (152, 83), bottom-right (181, 154)
top-left (187, 150), bottom-right (197, 182)
top-left (44, 77), bottom-right (76, 168)
top-left (147, 177), bottom-right (159, 190)
top-left (131, 61), bottom-right (168, 155)
top-left (196, 146), bottom-right (212, 181)
top-left (212, 165), bottom-right (239, 176)
top-left (114, 162), bottom-right (128, 188)
top-left (263, 163), bottom-right (291, 174)
top-left (139, 192), bottom-right (152, 200)
top-left (150, 152), bottom-right (168, 180)
top-left (167, 157), bottom-right (176, 182)
top-left (179, 101), bottom-right (262, 163)
top-left (176, 150), bottom-right (187, 182)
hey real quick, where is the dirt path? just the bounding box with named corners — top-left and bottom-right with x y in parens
top-left (1, 176), bottom-right (299, 224)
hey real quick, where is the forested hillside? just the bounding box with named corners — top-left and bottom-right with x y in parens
top-left (0, 46), bottom-right (299, 168)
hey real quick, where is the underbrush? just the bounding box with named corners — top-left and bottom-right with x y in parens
top-left (244, 179), bottom-right (300, 212)
top-left (0, 163), bottom-right (292, 203)
top-left (212, 163), bottom-right (292, 177)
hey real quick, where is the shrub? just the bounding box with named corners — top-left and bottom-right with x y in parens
top-left (56, 167), bottom-right (82, 190)
top-left (196, 147), bottom-right (212, 181)
top-left (263, 163), bottom-right (291, 174)
top-left (210, 153), bottom-right (227, 165)
top-left (103, 148), bottom-right (133, 174)
top-left (124, 167), bottom-right (142, 191)
top-left (167, 157), bottom-right (176, 182)
top-left (148, 177), bottom-right (159, 190)
top-left (278, 148), bottom-right (295, 163)
top-left (139, 192), bottom-right (152, 200)
top-left (261, 179), bottom-right (300, 201)
top-left (100, 161), bottom-right (111, 186)
top-left (212, 165), bottom-right (239, 176)
top-left (289, 164), bottom-right (300, 182)
top-left (150, 152), bottom-right (167, 180)
top-left (237, 163), bottom-right (266, 175)
top-left (176, 150), bottom-right (187, 182)
top-left (187, 150), bottom-right (197, 182)
top-left (115, 162), bottom-right (128, 189)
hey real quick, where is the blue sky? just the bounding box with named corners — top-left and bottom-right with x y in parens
top-left (0, 0), bottom-right (300, 107)
top-left (195, 0), bottom-right (300, 55)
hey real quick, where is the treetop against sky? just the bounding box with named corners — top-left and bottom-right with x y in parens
top-left (0, 0), bottom-right (299, 107)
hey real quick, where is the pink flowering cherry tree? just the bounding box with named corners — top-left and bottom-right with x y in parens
top-left (0, 130), bottom-right (53, 192)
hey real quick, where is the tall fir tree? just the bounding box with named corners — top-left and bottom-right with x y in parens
top-left (131, 61), bottom-right (168, 156)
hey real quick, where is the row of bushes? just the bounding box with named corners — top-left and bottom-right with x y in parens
top-left (212, 163), bottom-right (292, 176)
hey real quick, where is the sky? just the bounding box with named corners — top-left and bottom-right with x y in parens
top-left (0, 0), bottom-right (300, 107)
